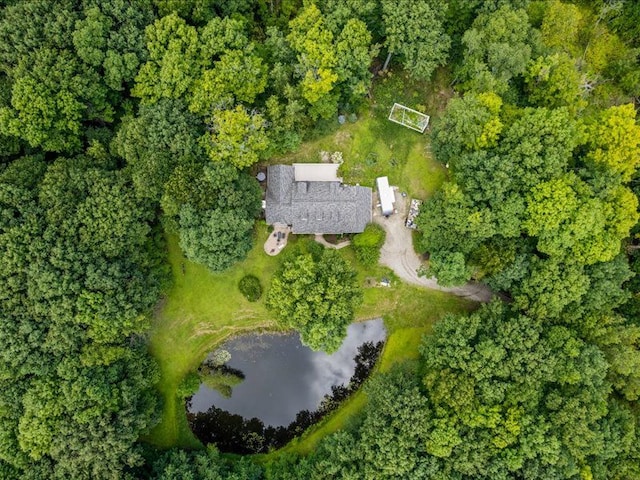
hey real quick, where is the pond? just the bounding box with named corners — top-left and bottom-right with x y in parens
top-left (187, 318), bottom-right (386, 453)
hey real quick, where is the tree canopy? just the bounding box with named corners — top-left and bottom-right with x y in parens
top-left (0, 0), bottom-right (639, 478)
top-left (266, 247), bottom-right (362, 353)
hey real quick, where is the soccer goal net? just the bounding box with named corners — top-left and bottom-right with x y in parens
top-left (388, 103), bottom-right (430, 133)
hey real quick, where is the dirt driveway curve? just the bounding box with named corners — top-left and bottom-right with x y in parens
top-left (373, 189), bottom-right (493, 303)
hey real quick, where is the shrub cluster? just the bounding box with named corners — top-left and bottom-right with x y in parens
top-left (353, 224), bottom-right (386, 266)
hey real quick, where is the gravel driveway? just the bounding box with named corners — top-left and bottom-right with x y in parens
top-left (373, 189), bottom-right (493, 303)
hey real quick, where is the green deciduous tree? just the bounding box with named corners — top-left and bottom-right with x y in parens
top-left (238, 275), bottom-right (262, 302)
top-left (132, 13), bottom-right (201, 104)
top-left (170, 163), bottom-right (261, 268)
top-left (112, 98), bottom-right (205, 202)
top-left (150, 446), bottom-right (262, 480)
top-left (74, 1), bottom-right (155, 91)
top-left (525, 53), bottom-right (585, 109)
top-left (381, 0), bottom-right (451, 79)
top-left (585, 103), bottom-right (640, 182)
top-left (153, 0), bottom-right (218, 25)
top-left (287, 4), bottom-right (338, 114)
top-left (179, 205), bottom-right (255, 272)
top-left (0, 0), bottom-right (77, 69)
top-left (458, 6), bottom-right (537, 93)
top-left (424, 251), bottom-right (473, 287)
top-left (513, 257), bottom-right (590, 319)
top-left (431, 92), bottom-right (504, 165)
top-left (190, 49), bottom-right (268, 115)
top-left (293, 366), bottom-right (432, 480)
top-left (199, 16), bottom-right (249, 58)
top-left (351, 367), bottom-right (432, 477)
top-left (18, 348), bottom-right (160, 479)
top-left (352, 223), bottom-right (385, 266)
top-left (323, 0), bottom-right (381, 37)
top-left (335, 19), bottom-right (377, 105)
top-left (267, 248), bottom-right (362, 353)
top-left (540, 0), bottom-right (582, 56)
top-left (201, 106), bottom-right (269, 168)
top-left (524, 174), bottom-right (638, 265)
top-left (416, 182), bottom-right (495, 256)
top-left (455, 107), bottom-right (581, 206)
top-left (0, 48), bottom-right (111, 152)
top-left (590, 314), bottom-right (640, 401)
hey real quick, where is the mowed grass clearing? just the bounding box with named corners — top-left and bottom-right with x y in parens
top-left (272, 69), bottom-right (452, 200)
top-left (147, 223), bottom-right (284, 448)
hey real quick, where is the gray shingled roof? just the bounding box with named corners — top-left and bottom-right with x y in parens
top-left (265, 165), bottom-right (372, 234)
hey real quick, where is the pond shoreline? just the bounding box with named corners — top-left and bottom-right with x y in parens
top-left (186, 319), bottom-right (387, 453)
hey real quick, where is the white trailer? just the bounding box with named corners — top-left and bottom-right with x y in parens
top-left (376, 176), bottom-right (395, 216)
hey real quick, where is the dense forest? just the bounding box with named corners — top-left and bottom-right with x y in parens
top-left (0, 0), bottom-right (639, 479)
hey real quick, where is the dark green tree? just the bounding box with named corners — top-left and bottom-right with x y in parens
top-left (112, 98), bottom-right (205, 202)
top-left (73, 0), bottom-right (155, 91)
top-left (381, 0), bottom-right (451, 79)
top-left (150, 446), bottom-right (262, 479)
top-left (179, 205), bottom-right (255, 272)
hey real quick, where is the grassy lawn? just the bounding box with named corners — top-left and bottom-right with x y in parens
top-left (147, 222), bottom-right (284, 448)
top-left (271, 69), bottom-right (452, 200)
top-left (147, 226), bottom-right (474, 451)
top-left (146, 68), bottom-right (463, 452)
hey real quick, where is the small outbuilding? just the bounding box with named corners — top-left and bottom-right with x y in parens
top-left (376, 176), bottom-right (395, 216)
top-left (292, 163), bottom-right (342, 182)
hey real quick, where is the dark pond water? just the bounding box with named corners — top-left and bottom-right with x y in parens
top-left (187, 318), bottom-right (386, 453)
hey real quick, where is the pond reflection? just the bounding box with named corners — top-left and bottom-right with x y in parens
top-left (187, 319), bottom-right (386, 453)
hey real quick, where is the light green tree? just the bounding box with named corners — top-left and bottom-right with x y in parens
top-left (524, 174), bottom-right (639, 265)
top-left (0, 49), bottom-right (111, 153)
top-left (132, 13), bottom-right (201, 104)
top-left (585, 104), bottom-right (640, 182)
top-left (266, 249), bottom-right (362, 353)
top-left (287, 4), bottom-right (338, 109)
top-left (201, 105), bottom-right (269, 168)
top-left (525, 53), bottom-right (585, 110)
top-left (352, 223), bottom-right (385, 266)
top-left (189, 49), bottom-right (267, 115)
top-left (540, 0), bottom-right (582, 56)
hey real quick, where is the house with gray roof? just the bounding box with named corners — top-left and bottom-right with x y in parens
top-left (265, 164), bottom-right (372, 234)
